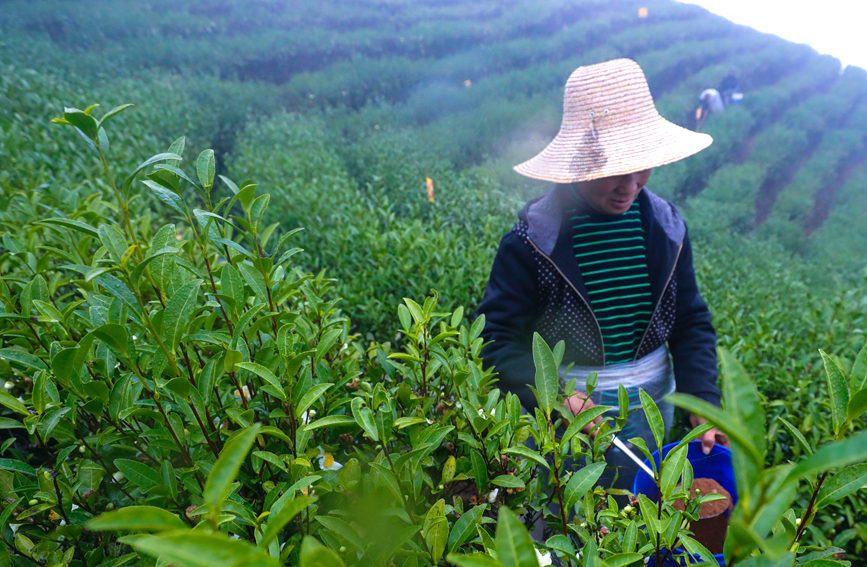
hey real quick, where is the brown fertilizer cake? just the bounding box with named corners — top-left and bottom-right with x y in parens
top-left (672, 477), bottom-right (732, 554)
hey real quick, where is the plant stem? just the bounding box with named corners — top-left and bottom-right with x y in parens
top-left (793, 471), bottom-right (828, 544)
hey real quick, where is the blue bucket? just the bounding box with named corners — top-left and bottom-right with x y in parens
top-left (632, 440), bottom-right (737, 566)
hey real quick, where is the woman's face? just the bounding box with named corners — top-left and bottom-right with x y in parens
top-left (573, 169), bottom-right (652, 215)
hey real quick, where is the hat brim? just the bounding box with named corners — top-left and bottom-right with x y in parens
top-left (513, 115), bottom-right (712, 183)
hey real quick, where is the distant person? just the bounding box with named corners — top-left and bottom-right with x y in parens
top-left (719, 66), bottom-right (739, 106)
top-left (477, 58), bottom-right (728, 488)
top-left (695, 88), bottom-right (723, 130)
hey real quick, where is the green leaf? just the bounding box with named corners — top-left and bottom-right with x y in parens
top-left (470, 449), bottom-right (488, 492)
top-left (532, 333), bottom-right (559, 418)
top-left (37, 217), bottom-right (99, 238)
top-left (446, 554), bottom-right (503, 567)
top-left (422, 499), bottom-right (448, 564)
top-left (196, 149), bottom-right (216, 191)
top-left (142, 179), bottom-right (186, 216)
top-left (295, 384), bottom-right (332, 417)
top-left (563, 461), bottom-right (606, 510)
top-left (777, 416), bottom-right (813, 456)
top-left (491, 475), bottom-right (526, 489)
top-left (351, 398), bottom-right (378, 442)
top-left (299, 535), bottom-right (346, 567)
top-left (816, 463), bottom-right (867, 508)
top-left (659, 443), bottom-right (687, 498)
top-left (637, 494), bottom-right (661, 538)
top-left (62, 107), bottom-right (99, 140)
top-left (667, 393), bottom-right (762, 468)
top-left (502, 446), bottom-right (550, 470)
top-left (719, 348), bottom-right (766, 454)
top-left (303, 415), bottom-right (355, 431)
top-left (678, 535), bottom-right (716, 565)
top-left (114, 459), bottom-right (162, 491)
top-left (121, 530), bottom-right (279, 567)
top-left (847, 388), bottom-right (867, 424)
top-left (123, 153), bottom-right (184, 194)
top-left (161, 280), bottom-right (202, 353)
top-left (0, 391), bottom-right (30, 416)
top-left (204, 424), bottom-right (261, 522)
top-left (562, 406), bottom-right (610, 443)
top-left (0, 458), bottom-right (36, 476)
top-left (259, 495), bottom-right (316, 547)
top-left (604, 553), bottom-right (643, 567)
top-left (448, 505), bottom-right (487, 552)
top-left (494, 507), bottom-right (537, 567)
top-left (639, 388), bottom-right (664, 451)
top-left (0, 348), bottom-right (48, 372)
top-left (821, 350), bottom-right (850, 437)
top-left (87, 506), bottom-right (186, 532)
top-left (236, 362), bottom-right (286, 401)
top-left (88, 324), bottom-right (129, 358)
top-left (98, 103), bottom-right (134, 128)
top-left (851, 342), bottom-right (867, 392)
top-left (787, 431), bottom-right (867, 482)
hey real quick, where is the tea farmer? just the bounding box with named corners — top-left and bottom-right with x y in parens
top-left (477, 58), bottom-right (728, 487)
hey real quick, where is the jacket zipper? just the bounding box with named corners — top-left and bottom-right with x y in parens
top-left (526, 238), bottom-right (607, 365)
top-left (635, 241), bottom-right (683, 356)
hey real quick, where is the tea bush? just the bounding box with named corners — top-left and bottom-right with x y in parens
top-left (1, 105), bottom-right (866, 567)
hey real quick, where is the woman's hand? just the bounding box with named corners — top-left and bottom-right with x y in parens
top-left (689, 414), bottom-right (729, 454)
top-left (565, 391), bottom-right (603, 434)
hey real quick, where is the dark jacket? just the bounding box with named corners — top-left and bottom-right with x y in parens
top-left (477, 185), bottom-right (720, 411)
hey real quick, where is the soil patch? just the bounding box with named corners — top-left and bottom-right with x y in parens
top-left (672, 477), bottom-right (732, 555)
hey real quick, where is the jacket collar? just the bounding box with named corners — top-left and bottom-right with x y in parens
top-left (518, 185), bottom-right (686, 302)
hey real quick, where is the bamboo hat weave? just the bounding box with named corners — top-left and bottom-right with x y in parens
top-left (514, 58), bottom-right (713, 183)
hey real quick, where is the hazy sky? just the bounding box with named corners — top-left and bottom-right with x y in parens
top-left (678, 0), bottom-right (867, 71)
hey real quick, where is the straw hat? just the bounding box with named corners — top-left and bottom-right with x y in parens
top-left (514, 58), bottom-right (712, 183)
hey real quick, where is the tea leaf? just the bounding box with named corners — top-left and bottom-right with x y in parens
top-left (494, 507), bottom-right (537, 567)
top-left (639, 388), bottom-right (664, 451)
top-left (162, 279), bottom-right (202, 353)
top-left (87, 506), bottom-right (186, 532)
top-left (846, 388), bottom-right (867, 424)
top-left (114, 459), bottom-right (162, 491)
top-left (719, 348), bottom-right (766, 455)
top-left (37, 217), bottom-right (99, 238)
top-left (852, 342), bottom-right (867, 391)
top-left (259, 495), bottom-right (316, 547)
top-left (787, 431), bottom-right (867, 482)
top-left (295, 384), bottom-right (332, 417)
top-left (531, 332), bottom-right (558, 418)
top-left (236, 362), bottom-right (286, 401)
top-left (777, 416), bottom-right (813, 456)
top-left (0, 348), bottom-right (48, 372)
top-left (502, 446), bottom-right (550, 470)
top-left (659, 442), bottom-right (687, 498)
top-left (0, 458), bottom-right (36, 476)
top-left (447, 554), bottom-right (503, 567)
top-left (299, 535), bottom-right (345, 567)
top-left (816, 463), bottom-right (867, 508)
top-left (120, 530), bottom-right (279, 567)
top-left (820, 350), bottom-right (849, 437)
top-left (448, 504), bottom-right (486, 552)
top-left (196, 149), bottom-right (216, 191)
top-left (564, 461), bottom-right (606, 510)
top-left (303, 415), bottom-right (355, 431)
top-left (204, 424), bottom-right (261, 521)
top-left (123, 153), bottom-right (184, 194)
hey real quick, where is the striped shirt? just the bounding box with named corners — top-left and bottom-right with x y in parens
top-left (571, 201), bottom-right (653, 364)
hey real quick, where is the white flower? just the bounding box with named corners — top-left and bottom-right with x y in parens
top-left (535, 548), bottom-right (553, 566)
top-left (3, 381), bottom-right (13, 389)
top-left (487, 488), bottom-right (499, 503)
top-left (478, 408), bottom-right (487, 419)
top-left (317, 447), bottom-right (343, 471)
top-left (233, 385), bottom-right (251, 401)
top-left (300, 409), bottom-right (316, 424)
top-left (490, 408), bottom-right (496, 416)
